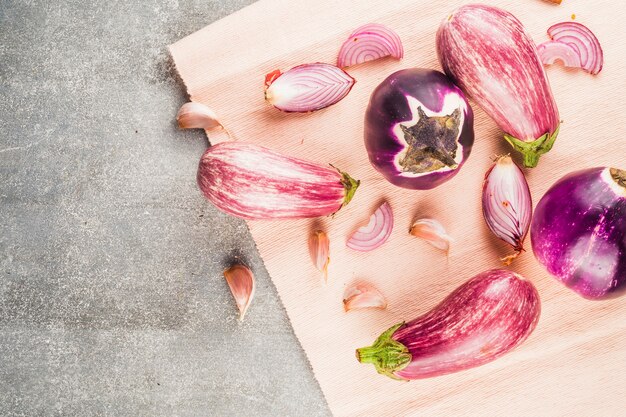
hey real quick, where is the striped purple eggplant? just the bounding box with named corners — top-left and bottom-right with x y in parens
top-left (357, 269), bottom-right (540, 380)
top-left (197, 142), bottom-right (359, 220)
top-left (531, 167), bottom-right (626, 299)
top-left (437, 4), bottom-right (560, 168)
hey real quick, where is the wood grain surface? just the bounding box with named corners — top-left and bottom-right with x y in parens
top-left (169, 0), bottom-right (626, 415)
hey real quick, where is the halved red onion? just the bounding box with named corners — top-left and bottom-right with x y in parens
top-left (337, 23), bottom-right (403, 68)
top-left (346, 202), bottom-right (393, 252)
top-left (264, 63), bottom-right (355, 112)
top-left (482, 155), bottom-right (532, 265)
top-left (537, 41), bottom-right (582, 68)
top-left (547, 21), bottom-right (603, 75)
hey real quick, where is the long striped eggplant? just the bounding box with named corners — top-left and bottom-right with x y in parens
top-left (197, 142), bottom-right (359, 220)
top-left (356, 269), bottom-right (540, 380)
top-left (437, 4), bottom-right (560, 168)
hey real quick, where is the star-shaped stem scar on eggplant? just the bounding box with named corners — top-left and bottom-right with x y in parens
top-left (611, 168), bottom-right (626, 188)
top-left (399, 107), bottom-right (462, 173)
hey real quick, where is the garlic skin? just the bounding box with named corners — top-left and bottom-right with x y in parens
top-left (410, 218), bottom-right (453, 253)
top-left (223, 264), bottom-right (255, 321)
top-left (343, 283), bottom-right (387, 312)
top-left (176, 102), bottom-right (223, 130)
top-left (308, 230), bottom-right (330, 283)
top-left (482, 155), bottom-right (532, 264)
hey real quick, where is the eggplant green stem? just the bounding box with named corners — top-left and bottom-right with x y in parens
top-left (503, 124), bottom-right (560, 168)
top-left (330, 165), bottom-right (360, 208)
top-left (356, 322), bottom-right (411, 381)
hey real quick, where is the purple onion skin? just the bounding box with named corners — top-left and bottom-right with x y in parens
top-left (437, 5), bottom-right (559, 168)
top-left (197, 142), bottom-right (359, 220)
top-left (364, 68), bottom-right (474, 190)
top-left (482, 155), bottom-right (532, 264)
top-left (356, 270), bottom-right (540, 380)
top-left (531, 167), bottom-right (626, 299)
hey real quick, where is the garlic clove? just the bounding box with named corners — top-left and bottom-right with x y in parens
top-left (223, 264), bottom-right (255, 321)
top-left (343, 283), bottom-right (387, 312)
top-left (410, 218), bottom-right (453, 253)
top-left (176, 102), bottom-right (223, 130)
top-left (308, 230), bottom-right (330, 284)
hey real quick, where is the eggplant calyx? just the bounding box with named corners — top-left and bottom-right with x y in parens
top-left (503, 124), bottom-right (560, 168)
top-left (399, 107), bottom-right (461, 173)
top-left (334, 168), bottom-right (360, 209)
top-left (355, 322), bottom-right (411, 381)
top-left (610, 168), bottom-right (626, 189)
top-left (329, 164), bottom-right (361, 211)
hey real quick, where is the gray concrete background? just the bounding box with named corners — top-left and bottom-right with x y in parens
top-left (0, 1), bottom-right (330, 415)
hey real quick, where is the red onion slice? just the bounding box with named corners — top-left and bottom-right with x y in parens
top-left (547, 21), bottom-right (603, 75)
top-left (264, 63), bottom-right (355, 112)
top-left (346, 202), bottom-right (393, 252)
top-left (337, 23), bottom-right (403, 68)
top-left (537, 41), bottom-right (582, 68)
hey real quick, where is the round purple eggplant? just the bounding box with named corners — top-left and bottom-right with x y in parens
top-left (531, 167), bottom-right (626, 299)
top-left (364, 68), bottom-right (474, 190)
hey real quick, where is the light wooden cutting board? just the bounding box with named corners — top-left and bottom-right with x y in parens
top-left (169, 0), bottom-right (626, 415)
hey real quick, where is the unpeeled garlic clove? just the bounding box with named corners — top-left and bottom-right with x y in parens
top-left (223, 264), bottom-right (255, 321)
top-left (177, 102), bottom-right (223, 130)
top-left (410, 218), bottom-right (453, 253)
top-left (308, 230), bottom-right (330, 284)
top-left (343, 283), bottom-right (387, 312)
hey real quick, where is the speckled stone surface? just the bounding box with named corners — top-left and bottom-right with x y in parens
top-left (0, 1), bottom-right (329, 415)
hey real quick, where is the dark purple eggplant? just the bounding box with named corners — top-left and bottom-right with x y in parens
top-left (532, 167), bottom-right (626, 299)
top-left (364, 68), bottom-right (474, 190)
